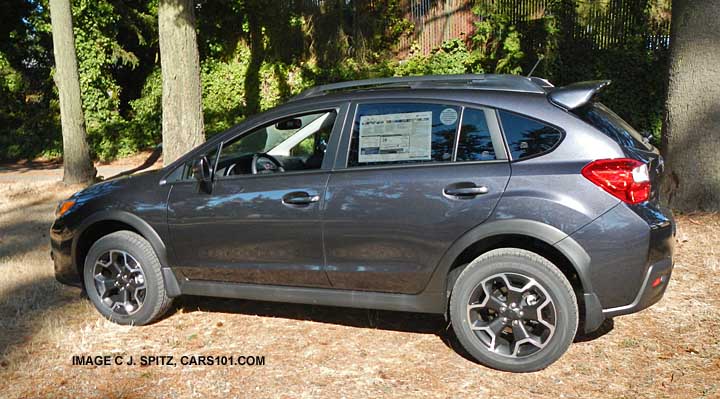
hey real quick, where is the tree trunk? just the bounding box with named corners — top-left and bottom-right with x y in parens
top-left (48, 0), bottom-right (96, 184)
top-left (158, 0), bottom-right (205, 165)
top-left (243, 1), bottom-right (264, 116)
top-left (661, 0), bottom-right (720, 211)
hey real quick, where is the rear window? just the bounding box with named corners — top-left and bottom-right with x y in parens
top-left (574, 103), bottom-right (653, 151)
top-left (499, 110), bottom-right (563, 160)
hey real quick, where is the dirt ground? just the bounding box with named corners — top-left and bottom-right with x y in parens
top-left (0, 160), bottom-right (718, 398)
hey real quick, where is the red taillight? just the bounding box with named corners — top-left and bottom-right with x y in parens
top-left (581, 159), bottom-right (650, 204)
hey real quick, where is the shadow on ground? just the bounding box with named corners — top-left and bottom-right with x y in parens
top-left (0, 160), bottom-right (63, 174)
top-left (0, 277), bottom-right (80, 360)
top-left (0, 219), bottom-right (53, 260)
top-left (174, 295), bottom-right (614, 364)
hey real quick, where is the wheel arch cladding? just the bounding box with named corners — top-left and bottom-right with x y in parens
top-left (430, 219), bottom-right (603, 331)
top-left (73, 211), bottom-right (170, 285)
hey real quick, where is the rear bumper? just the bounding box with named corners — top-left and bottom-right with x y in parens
top-left (569, 202), bottom-right (674, 332)
top-left (602, 256), bottom-right (673, 317)
top-left (601, 202), bottom-right (676, 316)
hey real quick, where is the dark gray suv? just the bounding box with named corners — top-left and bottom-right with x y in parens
top-left (51, 74), bottom-right (675, 372)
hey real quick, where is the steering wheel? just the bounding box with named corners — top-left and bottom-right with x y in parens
top-left (251, 153), bottom-right (285, 175)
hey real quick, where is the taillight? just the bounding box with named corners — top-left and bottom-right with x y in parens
top-left (581, 159), bottom-right (650, 204)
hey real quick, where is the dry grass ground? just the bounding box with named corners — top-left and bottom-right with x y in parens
top-left (0, 172), bottom-right (718, 398)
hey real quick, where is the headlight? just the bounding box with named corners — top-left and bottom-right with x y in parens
top-left (55, 200), bottom-right (77, 217)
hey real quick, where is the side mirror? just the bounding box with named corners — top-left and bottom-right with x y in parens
top-left (192, 156), bottom-right (213, 193)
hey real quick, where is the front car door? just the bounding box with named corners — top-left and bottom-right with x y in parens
top-left (323, 101), bottom-right (511, 294)
top-left (166, 103), bottom-right (348, 287)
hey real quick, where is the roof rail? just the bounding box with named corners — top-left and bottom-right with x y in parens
top-left (529, 76), bottom-right (554, 89)
top-left (289, 74), bottom-right (546, 101)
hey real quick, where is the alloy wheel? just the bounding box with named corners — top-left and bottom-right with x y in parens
top-left (466, 272), bottom-right (556, 358)
top-left (92, 250), bottom-right (147, 316)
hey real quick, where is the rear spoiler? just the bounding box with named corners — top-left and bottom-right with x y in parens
top-left (548, 80), bottom-right (611, 110)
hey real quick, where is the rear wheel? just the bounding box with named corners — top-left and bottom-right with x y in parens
top-left (449, 248), bottom-right (578, 372)
top-left (83, 231), bottom-right (173, 325)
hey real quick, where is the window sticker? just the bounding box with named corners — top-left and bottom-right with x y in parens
top-left (358, 111), bottom-right (432, 163)
top-left (439, 108), bottom-right (458, 126)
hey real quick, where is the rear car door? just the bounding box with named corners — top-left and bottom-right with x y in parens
top-left (166, 103), bottom-right (347, 288)
top-left (322, 102), bottom-right (511, 294)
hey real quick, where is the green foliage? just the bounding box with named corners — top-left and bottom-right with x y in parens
top-left (0, 53), bottom-right (57, 160)
top-left (394, 6), bottom-right (526, 77)
top-left (553, 45), bottom-right (668, 143)
top-left (351, 0), bottom-right (414, 63)
top-left (201, 53), bottom-right (249, 136)
top-left (541, 0), bottom-right (669, 140)
top-left (0, 0), bottom-right (670, 161)
top-left (392, 0), bottom-right (667, 140)
top-left (395, 39), bottom-right (474, 76)
top-left (71, 0), bottom-right (159, 160)
top-left (470, 3), bottom-right (525, 74)
top-left (0, 0), bottom-right (58, 161)
top-left (200, 44), bottom-right (314, 136)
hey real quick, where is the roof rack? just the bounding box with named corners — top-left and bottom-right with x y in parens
top-left (289, 74), bottom-right (547, 101)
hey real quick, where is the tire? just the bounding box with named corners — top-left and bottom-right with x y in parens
top-left (449, 248), bottom-right (578, 372)
top-left (83, 231), bottom-right (173, 325)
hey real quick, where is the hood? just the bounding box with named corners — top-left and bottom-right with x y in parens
top-left (71, 168), bottom-right (165, 202)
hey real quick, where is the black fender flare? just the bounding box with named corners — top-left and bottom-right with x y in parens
top-left (72, 210), bottom-right (182, 297)
top-left (423, 218), bottom-right (604, 332)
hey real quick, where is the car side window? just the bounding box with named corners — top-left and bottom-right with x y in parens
top-left (170, 110), bottom-right (337, 181)
top-left (215, 110), bottom-right (336, 177)
top-left (348, 103), bottom-right (459, 167)
top-left (456, 108), bottom-right (496, 161)
top-left (177, 144), bottom-right (219, 181)
top-left (499, 110), bottom-right (563, 160)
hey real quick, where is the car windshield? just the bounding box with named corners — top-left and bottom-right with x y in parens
top-left (574, 102), bottom-right (653, 151)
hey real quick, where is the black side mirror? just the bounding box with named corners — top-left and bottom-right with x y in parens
top-left (192, 156), bottom-right (213, 193)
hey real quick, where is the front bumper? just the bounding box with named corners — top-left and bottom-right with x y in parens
top-left (50, 218), bottom-right (81, 287)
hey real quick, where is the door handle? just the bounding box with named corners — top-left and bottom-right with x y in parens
top-left (443, 184), bottom-right (489, 198)
top-left (282, 192), bottom-right (320, 206)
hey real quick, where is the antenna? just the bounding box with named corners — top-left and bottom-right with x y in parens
top-left (527, 54), bottom-right (545, 78)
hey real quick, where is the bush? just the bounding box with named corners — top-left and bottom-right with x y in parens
top-left (394, 5), bottom-right (526, 77)
top-left (0, 0), bottom-right (668, 162)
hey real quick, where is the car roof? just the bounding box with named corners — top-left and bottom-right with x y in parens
top-left (288, 74), bottom-right (611, 112)
top-left (289, 74), bottom-right (552, 102)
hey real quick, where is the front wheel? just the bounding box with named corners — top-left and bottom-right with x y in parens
top-left (83, 231), bottom-right (173, 325)
top-left (449, 248), bottom-right (578, 372)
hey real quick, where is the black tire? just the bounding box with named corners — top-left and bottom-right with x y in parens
top-left (83, 231), bottom-right (173, 325)
top-left (449, 248), bottom-right (578, 372)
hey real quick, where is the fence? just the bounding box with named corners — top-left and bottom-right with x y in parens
top-left (397, 0), bottom-right (672, 56)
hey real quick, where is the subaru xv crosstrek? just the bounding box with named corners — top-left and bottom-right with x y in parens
top-left (51, 74), bottom-right (675, 372)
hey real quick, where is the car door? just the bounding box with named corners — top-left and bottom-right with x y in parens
top-left (323, 102), bottom-right (511, 294)
top-left (166, 103), bottom-right (347, 288)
